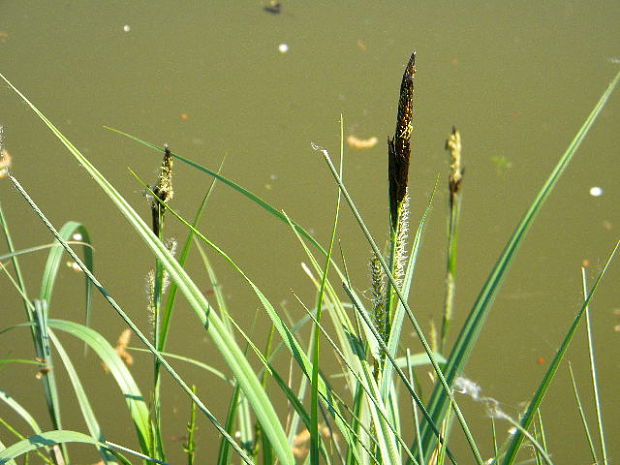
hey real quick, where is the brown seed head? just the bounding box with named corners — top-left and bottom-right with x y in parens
top-left (388, 51), bottom-right (416, 227)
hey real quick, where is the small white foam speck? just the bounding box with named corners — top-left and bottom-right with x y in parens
top-left (589, 186), bottom-right (603, 197)
top-left (278, 43), bottom-right (289, 53)
top-left (123, 25), bottom-right (131, 32)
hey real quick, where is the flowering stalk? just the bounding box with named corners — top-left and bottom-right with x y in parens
top-left (148, 144), bottom-right (175, 461)
top-left (373, 51), bottom-right (416, 380)
top-left (388, 51), bottom-right (415, 231)
top-left (440, 127), bottom-right (464, 353)
top-left (385, 52), bottom-right (415, 340)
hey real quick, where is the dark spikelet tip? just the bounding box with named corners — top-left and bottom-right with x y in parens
top-left (163, 144), bottom-right (172, 164)
top-left (388, 51), bottom-right (416, 227)
top-left (396, 51), bottom-right (416, 141)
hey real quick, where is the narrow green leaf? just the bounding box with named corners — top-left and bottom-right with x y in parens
top-left (6, 174), bottom-right (254, 465)
top-left (137, 170), bottom-right (361, 463)
top-left (0, 431), bottom-right (168, 465)
top-left (567, 363), bottom-right (598, 464)
top-left (31, 299), bottom-right (67, 464)
top-left (581, 268), bottom-right (608, 464)
top-left (0, 431), bottom-right (97, 465)
top-left (501, 241), bottom-right (619, 464)
top-left (0, 202), bottom-right (32, 325)
top-left (316, 143), bottom-right (477, 464)
top-left (48, 329), bottom-right (118, 464)
top-left (104, 126), bottom-right (330, 257)
top-left (39, 222), bottom-right (93, 322)
top-left (419, 70), bottom-right (620, 462)
top-left (1, 73), bottom-right (291, 465)
top-left (46, 319), bottom-right (152, 453)
top-left (0, 390), bottom-right (43, 436)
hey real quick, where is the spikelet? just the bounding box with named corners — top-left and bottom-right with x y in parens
top-left (388, 52), bottom-right (416, 229)
top-left (446, 126), bottom-right (464, 207)
top-left (393, 193), bottom-right (410, 289)
top-left (151, 144), bottom-right (174, 237)
top-left (145, 269), bottom-right (156, 332)
top-left (369, 253), bottom-right (387, 338)
top-left (0, 125), bottom-right (12, 179)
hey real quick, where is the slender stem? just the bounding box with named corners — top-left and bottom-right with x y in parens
top-left (581, 268), bottom-right (608, 464)
top-left (8, 173), bottom-right (256, 465)
top-left (316, 146), bottom-right (484, 465)
top-left (567, 362), bottom-right (598, 463)
top-left (440, 127), bottom-right (463, 354)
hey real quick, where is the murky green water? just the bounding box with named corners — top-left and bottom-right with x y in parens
top-left (1, 2), bottom-right (619, 463)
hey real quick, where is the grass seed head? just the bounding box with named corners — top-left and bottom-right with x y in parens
top-left (446, 126), bottom-right (464, 205)
top-left (388, 51), bottom-right (416, 227)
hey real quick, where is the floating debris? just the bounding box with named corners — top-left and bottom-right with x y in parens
top-left (35, 367), bottom-right (51, 380)
top-left (291, 425), bottom-right (336, 459)
top-left (490, 154), bottom-right (512, 175)
top-left (278, 43), bottom-right (289, 54)
top-left (356, 39), bottom-right (367, 51)
top-left (0, 149), bottom-right (11, 178)
top-left (589, 186), bottom-right (603, 197)
top-left (263, 1), bottom-right (282, 14)
top-left (66, 261), bottom-right (83, 273)
top-left (347, 135), bottom-right (378, 150)
top-left (105, 329), bottom-right (134, 369)
top-left (292, 429), bottom-right (310, 459)
top-left (0, 125), bottom-right (10, 178)
top-left (180, 113), bottom-right (189, 120)
top-left (123, 24), bottom-right (131, 32)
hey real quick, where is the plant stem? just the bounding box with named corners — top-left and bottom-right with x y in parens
top-left (440, 127), bottom-right (464, 354)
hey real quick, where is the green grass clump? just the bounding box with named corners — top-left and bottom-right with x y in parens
top-left (0, 56), bottom-right (618, 465)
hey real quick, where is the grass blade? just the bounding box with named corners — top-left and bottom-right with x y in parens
top-left (567, 362), bottom-right (598, 463)
top-left (315, 143), bottom-right (481, 464)
top-left (46, 319), bottom-right (152, 453)
top-left (1, 72), bottom-right (294, 465)
top-left (47, 329), bottom-right (117, 464)
top-left (6, 173), bottom-right (255, 465)
top-left (136, 171), bottom-right (364, 464)
top-left (31, 300), bottom-right (67, 464)
top-left (0, 431), bottom-right (167, 465)
top-left (418, 70), bottom-right (620, 462)
top-left (159, 157), bottom-right (225, 352)
top-left (501, 240), bottom-right (619, 464)
top-left (0, 431), bottom-right (99, 465)
top-left (581, 268), bottom-right (608, 464)
top-left (0, 390), bottom-right (43, 436)
top-left (38, 222), bottom-right (93, 324)
top-left (0, 203), bottom-right (33, 342)
top-left (104, 126), bottom-right (328, 255)
top-left (310, 117), bottom-right (343, 465)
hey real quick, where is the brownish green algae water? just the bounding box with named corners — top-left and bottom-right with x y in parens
top-left (1, 2), bottom-right (619, 463)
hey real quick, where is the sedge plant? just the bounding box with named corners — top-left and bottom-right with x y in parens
top-left (0, 53), bottom-right (619, 465)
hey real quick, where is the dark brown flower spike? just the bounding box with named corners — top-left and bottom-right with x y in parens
top-left (388, 51), bottom-right (416, 228)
